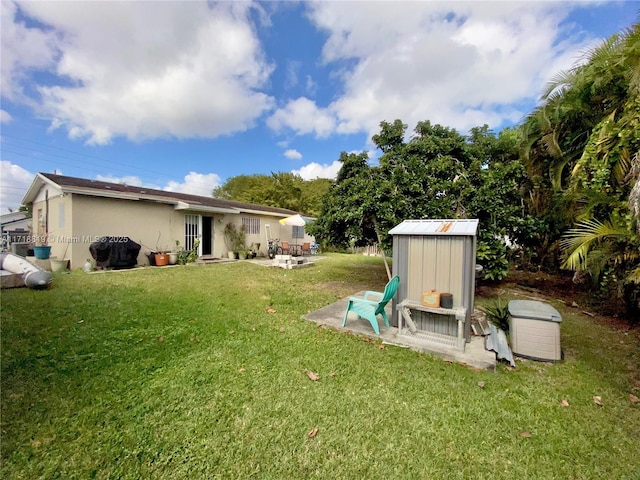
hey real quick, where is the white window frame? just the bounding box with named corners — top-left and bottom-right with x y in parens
top-left (184, 214), bottom-right (200, 253)
top-left (242, 217), bottom-right (260, 235)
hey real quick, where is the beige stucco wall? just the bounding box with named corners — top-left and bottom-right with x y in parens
top-left (31, 188), bottom-right (315, 269)
top-left (215, 215), bottom-right (315, 257)
top-left (31, 186), bottom-right (73, 262)
top-left (68, 194), bottom-right (185, 268)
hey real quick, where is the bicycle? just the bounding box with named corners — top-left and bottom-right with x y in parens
top-left (267, 238), bottom-right (283, 259)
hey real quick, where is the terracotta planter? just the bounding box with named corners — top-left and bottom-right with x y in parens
top-left (155, 253), bottom-right (169, 266)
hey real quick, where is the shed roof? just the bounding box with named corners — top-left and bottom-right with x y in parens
top-left (388, 219), bottom-right (479, 236)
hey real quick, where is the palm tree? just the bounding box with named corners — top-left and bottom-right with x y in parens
top-left (522, 20), bottom-right (640, 317)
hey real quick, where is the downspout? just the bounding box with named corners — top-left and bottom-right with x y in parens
top-left (45, 190), bottom-right (49, 243)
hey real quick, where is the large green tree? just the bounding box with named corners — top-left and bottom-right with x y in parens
top-left (212, 172), bottom-right (331, 216)
top-left (310, 120), bottom-right (528, 281)
top-left (308, 151), bottom-right (381, 248)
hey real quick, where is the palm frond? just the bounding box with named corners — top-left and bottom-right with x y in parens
top-left (561, 218), bottom-right (631, 270)
top-left (626, 265), bottom-right (640, 284)
top-left (627, 151), bottom-right (640, 230)
top-left (542, 69), bottom-right (579, 101)
top-left (549, 156), bottom-right (570, 190)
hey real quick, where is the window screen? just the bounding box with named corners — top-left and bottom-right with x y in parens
top-left (242, 217), bottom-right (260, 235)
top-left (292, 225), bottom-right (304, 239)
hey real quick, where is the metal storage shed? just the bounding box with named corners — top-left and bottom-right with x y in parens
top-left (390, 219), bottom-right (479, 351)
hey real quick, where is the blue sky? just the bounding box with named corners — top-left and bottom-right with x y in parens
top-left (1, 0), bottom-right (637, 213)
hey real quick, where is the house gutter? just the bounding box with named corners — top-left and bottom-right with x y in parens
top-left (236, 207), bottom-right (294, 217)
top-left (174, 202), bottom-right (238, 214)
top-left (60, 187), bottom-right (146, 201)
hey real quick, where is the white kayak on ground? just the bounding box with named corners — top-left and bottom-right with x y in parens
top-left (0, 252), bottom-right (53, 289)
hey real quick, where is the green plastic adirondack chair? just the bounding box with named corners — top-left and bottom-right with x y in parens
top-left (342, 275), bottom-right (400, 335)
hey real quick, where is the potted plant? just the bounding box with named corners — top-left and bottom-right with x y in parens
top-left (224, 223), bottom-right (246, 259)
top-left (480, 297), bottom-right (510, 332)
top-left (32, 221), bottom-right (51, 260)
top-left (33, 243), bottom-right (52, 260)
top-left (234, 226), bottom-right (246, 259)
top-left (169, 240), bottom-right (180, 265)
top-left (144, 250), bottom-right (156, 266)
top-left (155, 251), bottom-right (169, 266)
top-left (223, 223), bottom-right (237, 259)
top-left (153, 232), bottom-right (169, 266)
top-left (50, 240), bottom-right (70, 272)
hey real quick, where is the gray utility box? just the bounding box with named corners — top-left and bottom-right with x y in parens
top-left (508, 300), bottom-right (562, 361)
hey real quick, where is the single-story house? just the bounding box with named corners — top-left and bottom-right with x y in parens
top-left (1, 211), bottom-right (32, 253)
top-left (22, 173), bottom-right (315, 269)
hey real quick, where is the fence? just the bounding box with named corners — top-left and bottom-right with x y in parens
top-left (352, 244), bottom-right (382, 256)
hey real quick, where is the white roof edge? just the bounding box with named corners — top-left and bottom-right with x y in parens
top-left (237, 207), bottom-right (294, 217)
top-left (63, 187), bottom-right (144, 201)
top-left (22, 173), bottom-right (59, 205)
top-left (174, 203), bottom-right (239, 214)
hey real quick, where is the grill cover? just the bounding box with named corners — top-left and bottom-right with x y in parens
top-left (89, 236), bottom-right (141, 269)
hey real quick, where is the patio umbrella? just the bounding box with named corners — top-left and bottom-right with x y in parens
top-left (278, 214), bottom-right (311, 226)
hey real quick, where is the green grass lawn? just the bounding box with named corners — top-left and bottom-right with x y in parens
top-left (2, 254), bottom-right (639, 479)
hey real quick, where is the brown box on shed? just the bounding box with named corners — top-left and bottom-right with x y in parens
top-left (421, 290), bottom-right (440, 308)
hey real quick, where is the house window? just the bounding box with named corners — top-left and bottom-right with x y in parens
top-left (292, 225), bottom-right (305, 239)
top-left (242, 217), bottom-right (260, 235)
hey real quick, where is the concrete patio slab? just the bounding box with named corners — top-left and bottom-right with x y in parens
top-left (304, 291), bottom-right (497, 371)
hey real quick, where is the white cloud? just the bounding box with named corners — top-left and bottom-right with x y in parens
top-left (292, 160), bottom-right (342, 180)
top-left (305, 75), bottom-right (317, 96)
top-left (164, 172), bottom-right (221, 197)
top-left (95, 171), bottom-right (220, 198)
top-left (0, 161), bottom-right (34, 213)
top-left (4, 1), bottom-right (274, 144)
top-left (283, 149), bottom-right (302, 160)
top-left (267, 97), bottom-right (336, 138)
top-left (95, 174), bottom-right (147, 187)
top-left (0, 110), bottom-right (11, 123)
top-left (0, 1), bottom-right (60, 103)
top-left (268, 2), bottom-right (596, 138)
top-left (284, 60), bottom-right (301, 90)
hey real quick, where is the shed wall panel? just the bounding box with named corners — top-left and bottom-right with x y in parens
top-left (414, 312), bottom-right (457, 335)
top-left (435, 236), bottom-right (452, 291)
top-left (391, 235), bottom-right (409, 327)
